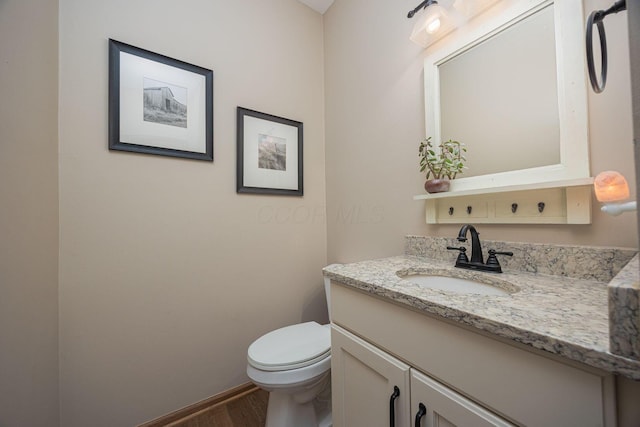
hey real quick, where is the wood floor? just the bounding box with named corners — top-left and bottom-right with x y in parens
top-left (168, 388), bottom-right (268, 427)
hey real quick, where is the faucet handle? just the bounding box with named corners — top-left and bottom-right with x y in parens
top-left (486, 249), bottom-right (513, 269)
top-left (447, 246), bottom-right (469, 264)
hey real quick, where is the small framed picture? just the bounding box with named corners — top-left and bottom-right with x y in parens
top-left (236, 107), bottom-right (303, 196)
top-left (108, 39), bottom-right (213, 161)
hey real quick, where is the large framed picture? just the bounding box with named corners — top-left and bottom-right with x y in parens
top-left (108, 39), bottom-right (213, 161)
top-left (237, 107), bottom-right (303, 196)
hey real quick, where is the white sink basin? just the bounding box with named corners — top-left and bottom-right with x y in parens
top-left (401, 274), bottom-right (514, 296)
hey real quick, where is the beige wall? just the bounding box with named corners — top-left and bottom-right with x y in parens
top-left (4, 1), bottom-right (637, 425)
top-left (58, 0), bottom-right (326, 425)
top-left (324, 0), bottom-right (638, 264)
top-left (0, 0), bottom-right (60, 426)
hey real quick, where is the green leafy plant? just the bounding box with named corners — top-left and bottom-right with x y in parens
top-left (418, 137), bottom-right (467, 180)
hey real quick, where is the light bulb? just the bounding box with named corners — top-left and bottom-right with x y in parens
top-left (426, 17), bottom-right (441, 34)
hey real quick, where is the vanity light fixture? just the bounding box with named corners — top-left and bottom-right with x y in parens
top-left (593, 171), bottom-right (637, 216)
top-left (408, 0), bottom-right (456, 48)
top-left (407, 0), bottom-right (501, 48)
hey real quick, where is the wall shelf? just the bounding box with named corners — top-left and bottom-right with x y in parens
top-left (413, 178), bottom-right (594, 200)
top-left (414, 178), bottom-right (594, 224)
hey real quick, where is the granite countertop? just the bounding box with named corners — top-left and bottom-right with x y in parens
top-left (323, 248), bottom-right (640, 380)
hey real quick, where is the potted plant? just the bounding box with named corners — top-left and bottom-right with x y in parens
top-left (418, 137), bottom-right (466, 193)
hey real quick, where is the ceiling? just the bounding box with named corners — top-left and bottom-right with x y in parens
top-left (297, 0), bottom-right (335, 14)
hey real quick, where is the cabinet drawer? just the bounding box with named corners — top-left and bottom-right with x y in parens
top-left (330, 282), bottom-right (615, 426)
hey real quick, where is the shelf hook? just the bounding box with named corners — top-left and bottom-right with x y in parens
top-left (538, 202), bottom-right (545, 213)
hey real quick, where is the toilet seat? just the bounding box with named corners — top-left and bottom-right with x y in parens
top-left (247, 355), bottom-right (331, 389)
top-left (248, 322), bottom-right (330, 371)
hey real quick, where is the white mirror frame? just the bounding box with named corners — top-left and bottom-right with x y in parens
top-left (424, 0), bottom-right (589, 193)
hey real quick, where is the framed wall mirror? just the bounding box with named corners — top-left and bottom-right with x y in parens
top-left (424, 0), bottom-right (590, 193)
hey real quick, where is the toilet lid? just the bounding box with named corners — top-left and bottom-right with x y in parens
top-left (247, 322), bottom-right (331, 371)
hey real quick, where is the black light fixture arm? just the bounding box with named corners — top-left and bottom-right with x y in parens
top-left (407, 0), bottom-right (437, 18)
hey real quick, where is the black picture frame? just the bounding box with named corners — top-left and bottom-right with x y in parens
top-left (108, 39), bottom-right (214, 161)
top-left (237, 107), bottom-right (303, 196)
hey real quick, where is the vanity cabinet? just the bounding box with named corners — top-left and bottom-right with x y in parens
top-left (329, 281), bottom-right (617, 427)
top-left (332, 324), bottom-right (513, 427)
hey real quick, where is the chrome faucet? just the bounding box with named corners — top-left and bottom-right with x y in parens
top-left (447, 224), bottom-right (513, 273)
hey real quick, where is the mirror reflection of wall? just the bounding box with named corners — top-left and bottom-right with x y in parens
top-left (439, 4), bottom-right (559, 177)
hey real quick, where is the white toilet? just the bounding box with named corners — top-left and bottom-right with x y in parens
top-left (246, 278), bottom-right (332, 427)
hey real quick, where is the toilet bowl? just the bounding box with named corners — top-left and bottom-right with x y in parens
top-left (246, 278), bottom-right (333, 427)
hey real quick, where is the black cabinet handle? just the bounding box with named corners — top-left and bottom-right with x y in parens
top-left (414, 402), bottom-right (426, 427)
top-left (389, 386), bottom-right (400, 427)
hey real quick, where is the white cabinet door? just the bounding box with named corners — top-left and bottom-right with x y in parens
top-left (410, 369), bottom-right (515, 427)
top-left (331, 324), bottom-right (411, 427)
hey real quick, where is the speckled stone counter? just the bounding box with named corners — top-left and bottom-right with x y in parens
top-left (609, 255), bottom-right (640, 360)
top-left (323, 236), bottom-right (640, 380)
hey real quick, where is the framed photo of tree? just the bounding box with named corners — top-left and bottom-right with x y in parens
top-left (236, 107), bottom-right (303, 196)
